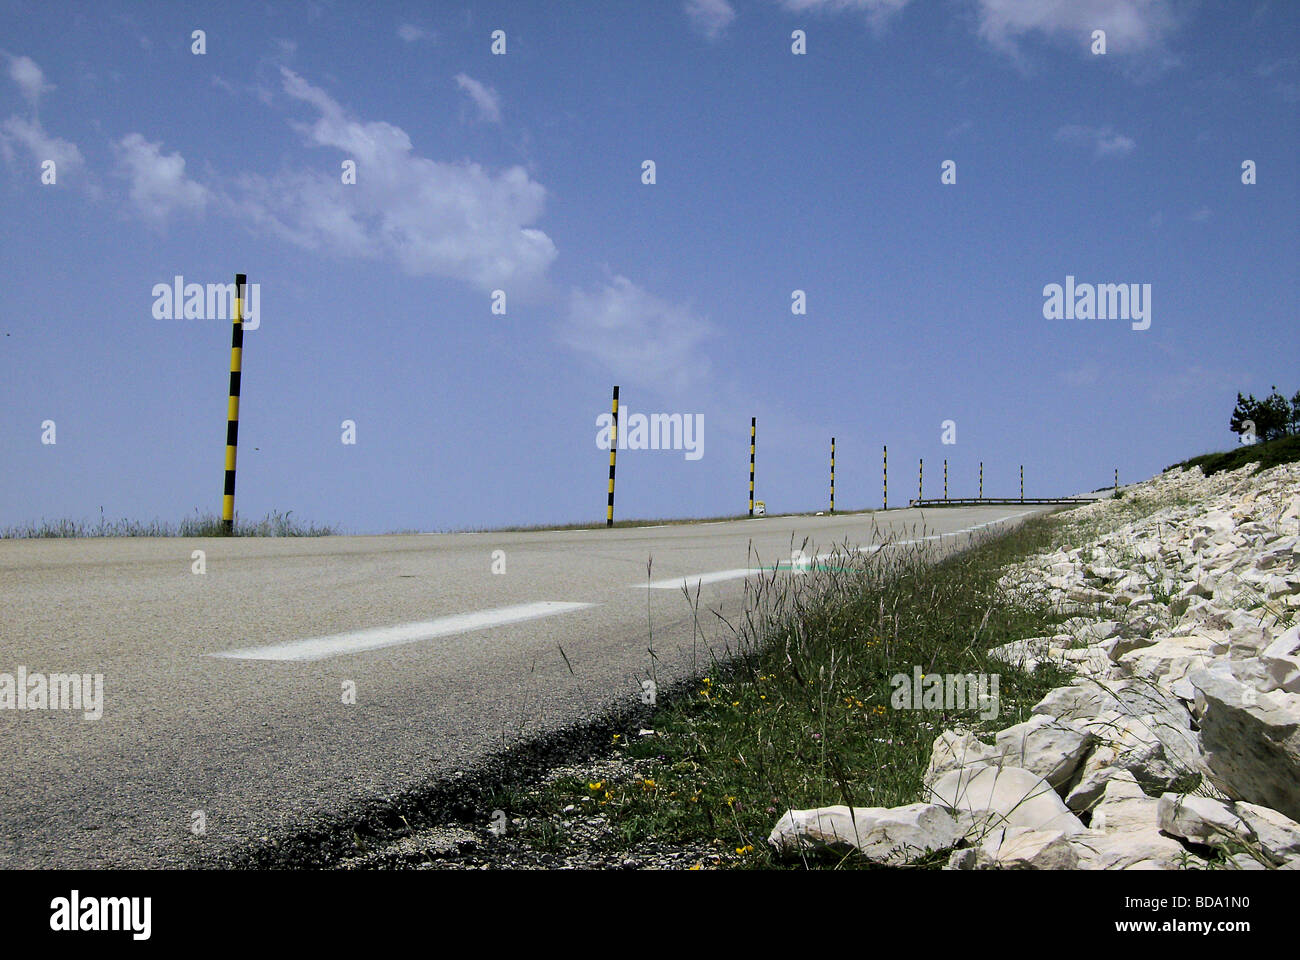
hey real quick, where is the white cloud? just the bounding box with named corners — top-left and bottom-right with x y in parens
top-left (114, 133), bottom-right (209, 224)
top-left (685, 0), bottom-right (736, 40)
top-left (973, 0), bottom-right (1177, 55)
top-left (560, 277), bottom-right (716, 392)
top-left (454, 73), bottom-right (501, 123)
top-left (236, 69), bottom-right (555, 291)
top-left (1055, 124), bottom-right (1135, 158)
top-left (778, 0), bottom-right (911, 23)
top-left (397, 24), bottom-right (430, 43)
top-left (1188, 206), bottom-right (1211, 222)
top-left (0, 116), bottom-right (83, 172)
top-left (0, 57), bottom-right (92, 191)
top-left (7, 55), bottom-right (53, 106)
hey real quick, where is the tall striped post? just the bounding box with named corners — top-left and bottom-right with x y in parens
top-left (1114, 467), bottom-right (1118, 493)
top-left (748, 417), bottom-right (756, 517)
top-left (606, 386), bottom-right (619, 527)
top-left (1020, 464), bottom-right (1024, 503)
top-left (944, 459), bottom-right (948, 501)
top-left (918, 458), bottom-right (923, 503)
top-left (829, 437), bottom-right (835, 513)
top-left (882, 444), bottom-right (887, 510)
top-left (979, 461), bottom-right (983, 500)
top-left (221, 273), bottom-right (246, 535)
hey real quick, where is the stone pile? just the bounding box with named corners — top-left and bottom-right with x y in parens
top-left (769, 460), bottom-right (1300, 868)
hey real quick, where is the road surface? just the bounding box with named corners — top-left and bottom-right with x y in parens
top-left (0, 505), bottom-right (1045, 868)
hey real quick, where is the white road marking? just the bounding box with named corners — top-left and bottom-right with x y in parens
top-left (209, 601), bottom-right (596, 662)
top-left (629, 509), bottom-right (1040, 589)
top-left (637, 568), bottom-right (760, 589)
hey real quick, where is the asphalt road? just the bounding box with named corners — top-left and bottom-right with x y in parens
top-left (0, 505), bottom-right (1046, 868)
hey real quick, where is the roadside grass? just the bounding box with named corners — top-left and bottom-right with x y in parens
top-left (1164, 434), bottom-right (1300, 477)
top-left (498, 514), bottom-right (1081, 869)
top-left (0, 508), bottom-right (336, 538)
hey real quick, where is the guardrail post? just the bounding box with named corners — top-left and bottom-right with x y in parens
top-left (829, 437), bottom-right (835, 514)
top-left (749, 417), bottom-right (756, 518)
top-left (221, 273), bottom-right (246, 535)
top-left (606, 386), bottom-right (619, 526)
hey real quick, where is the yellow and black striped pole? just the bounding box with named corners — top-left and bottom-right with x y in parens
top-left (221, 273), bottom-right (246, 535)
top-left (606, 386), bottom-right (619, 527)
top-left (918, 458), bottom-right (923, 503)
top-left (1020, 464), bottom-right (1024, 503)
top-left (944, 458), bottom-right (948, 501)
top-left (748, 417), bottom-right (756, 517)
top-left (979, 461), bottom-right (983, 500)
top-left (882, 444), bottom-right (887, 510)
top-left (829, 437), bottom-right (835, 514)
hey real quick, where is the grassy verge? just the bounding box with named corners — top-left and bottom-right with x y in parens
top-left (1164, 433), bottom-right (1300, 477)
top-left (1, 508), bottom-right (336, 538)
top-left (482, 514), bottom-right (1085, 869)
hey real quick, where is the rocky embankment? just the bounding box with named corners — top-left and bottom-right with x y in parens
top-left (770, 460), bottom-right (1300, 869)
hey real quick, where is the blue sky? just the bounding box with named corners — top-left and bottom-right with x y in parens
top-left (1, 0), bottom-right (1296, 533)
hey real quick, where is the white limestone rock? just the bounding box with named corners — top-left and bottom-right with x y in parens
top-left (1257, 624), bottom-right (1300, 694)
top-left (1117, 636), bottom-right (1216, 691)
top-left (927, 765), bottom-right (1085, 836)
top-left (1071, 773), bottom-right (1206, 870)
top-left (1190, 661), bottom-right (1300, 820)
top-left (768, 802), bottom-right (965, 863)
top-left (1063, 711), bottom-right (1201, 813)
top-left (1233, 803), bottom-right (1300, 861)
top-left (925, 729), bottom-right (994, 784)
top-left (991, 715), bottom-right (1095, 789)
top-left (979, 826), bottom-right (1079, 869)
top-left (1156, 793), bottom-right (1253, 846)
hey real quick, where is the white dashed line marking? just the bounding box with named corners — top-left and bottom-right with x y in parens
top-left (636, 568), bottom-right (761, 590)
top-left (629, 510), bottom-right (1038, 589)
top-left (209, 601), bottom-right (597, 662)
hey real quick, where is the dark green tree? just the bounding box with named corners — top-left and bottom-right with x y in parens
top-left (1230, 392), bottom-right (1262, 442)
top-left (1260, 386), bottom-right (1294, 440)
top-left (1231, 386), bottom-right (1296, 442)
